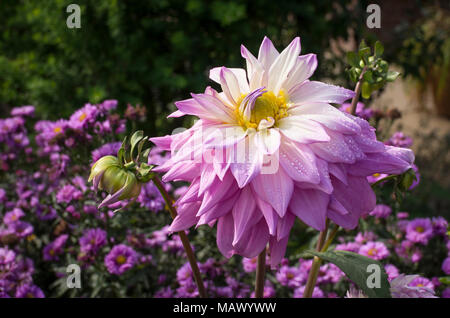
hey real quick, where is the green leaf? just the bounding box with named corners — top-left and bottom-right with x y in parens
top-left (386, 71), bottom-right (400, 82)
top-left (363, 71), bottom-right (374, 83)
top-left (130, 130), bottom-right (144, 160)
top-left (361, 81), bottom-right (372, 99)
top-left (374, 41), bottom-right (384, 57)
top-left (306, 250), bottom-right (391, 298)
top-left (439, 276), bottom-right (450, 285)
top-left (359, 47), bottom-right (371, 63)
top-left (347, 52), bottom-right (360, 68)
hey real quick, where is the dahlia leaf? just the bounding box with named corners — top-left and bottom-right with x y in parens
top-left (306, 250), bottom-right (391, 298)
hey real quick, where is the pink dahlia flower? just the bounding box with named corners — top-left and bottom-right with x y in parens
top-left (150, 36), bottom-right (414, 267)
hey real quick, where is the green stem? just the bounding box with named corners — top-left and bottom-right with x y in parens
top-left (153, 175), bottom-right (207, 298)
top-left (350, 66), bottom-right (368, 115)
top-left (303, 219), bottom-right (329, 298)
top-left (254, 247), bottom-right (267, 298)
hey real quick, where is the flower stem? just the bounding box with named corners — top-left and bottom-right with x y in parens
top-left (303, 219), bottom-right (329, 298)
top-left (255, 247), bottom-right (267, 298)
top-left (350, 66), bottom-right (368, 115)
top-left (153, 175), bottom-right (207, 298)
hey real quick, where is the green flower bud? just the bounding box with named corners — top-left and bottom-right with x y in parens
top-left (88, 131), bottom-right (155, 212)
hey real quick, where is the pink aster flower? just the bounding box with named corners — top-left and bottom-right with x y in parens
top-left (406, 218), bottom-right (433, 245)
top-left (358, 241), bottom-right (390, 260)
top-left (151, 36), bottom-right (414, 267)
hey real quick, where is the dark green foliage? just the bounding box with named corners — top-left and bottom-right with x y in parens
top-left (0, 0), bottom-right (369, 135)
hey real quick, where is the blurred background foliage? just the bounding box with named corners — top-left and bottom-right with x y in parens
top-left (0, 0), bottom-right (371, 135)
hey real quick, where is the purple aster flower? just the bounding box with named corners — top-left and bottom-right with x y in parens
top-left (15, 284), bottom-right (45, 298)
top-left (176, 280), bottom-right (200, 298)
top-left (432, 216), bottom-right (448, 236)
top-left (369, 204), bottom-right (392, 219)
top-left (8, 221), bottom-right (33, 238)
top-left (442, 288), bottom-right (450, 298)
top-left (104, 244), bottom-right (137, 275)
top-left (137, 182), bottom-right (165, 212)
top-left (99, 99), bottom-right (118, 113)
top-left (397, 211), bottom-right (409, 219)
top-left (395, 240), bottom-right (422, 263)
top-left (68, 103), bottom-right (98, 130)
top-left (276, 265), bottom-right (303, 288)
top-left (3, 208), bottom-right (25, 225)
top-left (0, 188), bottom-right (6, 202)
top-left (354, 231), bottom-right (377, 244)
top-left (385, 132), bottom-right (413, 148)
top-left (366, 172), bottom-right (389, 184)
top-left (335, 242), bottom-right (361, 253)
top-left (390, 275), bottom-right (436, 298)
top-left (79, 228), bottom-right (107, 254)
top-left (56, 184), bottom-right (82, 204)
top-left (359, 241), bottom-right (390, 260)
top-left (10, 105), bottom-right (35, 117)
top-left (384, 264), bottom-right (400, 281)
top-left (154, 286), bottom-right (174, 298)
top-left (409, 276), bottom-right (434, 290)
top-left (242, 257), bottom-right (258, 273)
top-left (340, 102), bottom-right (373, 120)
top-left (0, 247), bottom-right (16, 269)
top-left (176, 262), bottom-right (193, 285)
top-left (91, 142), bottom-right (122, 163)
top-left (406, 218), bottom-right (433, 245)
top-left (442, 257), bottom-right (450, 275)
top-left (251, 282), bottom-right (276, 298)
top-left (43, 234), bottom-right (68, 261)
top-left (293, 286), bottom-right (324, 298)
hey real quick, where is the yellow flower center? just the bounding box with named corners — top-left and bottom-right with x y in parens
top-left (416, 226), bottom-right (424, 233)
top-left (116, 255), bottom-right (126, 265)
top-left (367, 248), bottom-right (377, 256)
top-left (53, 127), bottom-right (62, 134)
top-left (236, 90), bottom-right (289, 129)
top-left (417, 284), bottom-right (424, 287)
top-left (286, 273), bottom-right (294, 279)
top-left (79, 113), bottom-right (87, 122)
top-left (373, 173), bottom-right (380, 177)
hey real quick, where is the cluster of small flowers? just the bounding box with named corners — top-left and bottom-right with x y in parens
top-left (0, 246), bottom-right (43, 298)
top-left (0, 102), bottom-right (173, 297)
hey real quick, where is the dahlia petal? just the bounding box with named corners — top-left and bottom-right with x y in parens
top-left (289, 102), bottom-right (361, 134)
top-left (176, 179), bottom-right (200, 205)
top-left (258, 36), bottom-right (279, 72)
top-left (276, 211), bottom-right (296, 241)
top-left (220, 67), bottom-right (242, 105)
top-left (251, 167), bottom-right (294, 218)
top-left (169, 202), bottom-right (201, 232)
top-left (199, 164), bottom-right (217, 196)
top-left (328, 163), bottom-right (348, 185)
top-left (162, 161), bottom-right (200, 182)
top-left (217, 213), bottom-right (235, 258)
top-left (268, 37), bottom-right (301, 95)
top-left (203, 125), bottom-right (247, 149)
top-left (210, 67), bottom-right (250, 94)
top-left (255, 195), bottom-right (278, 236)
top-left (190, 93), bottom-right (235, 122)
top-left (332, 175), bottom-right (376, 219)
top-left (279, 139), bottom-right (320, 183)
top-left (229, 134), bottom-right (262, 188)
top-left (168, 110), bottom-right (185, 118)
top-left (289, 188), bottom-right (329, 231)
top-left (283, 54), bottom-right (317, 91)
top-left (289, 81), bottom-right (355, 105)
top-left (255, 127), bottom-right (281, 155)
top-left (149, 135), bottom-right (172, 151)
top-left (240, 44), bottom-right (264, 90)
top-left (197, 191), bottom-right (238, 226)
top-left (278, 116), bottom-right (330, 144)
top-left (348, 146), bottom-right (414, 176)
top-left (174, 98), bottom-right (206, 118)
top-left (296, 158), bottom-right (333, 194)
top-left (269, 235), bottom-right (289, 268)
top-left (232, 187), bottom-right (260, 245)
top-left (238, 220), bottom-right (270, 258)
top-left (309, 129), bottom-right (356, 164)
top-left (196, 173), bottom-right (237, 215)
